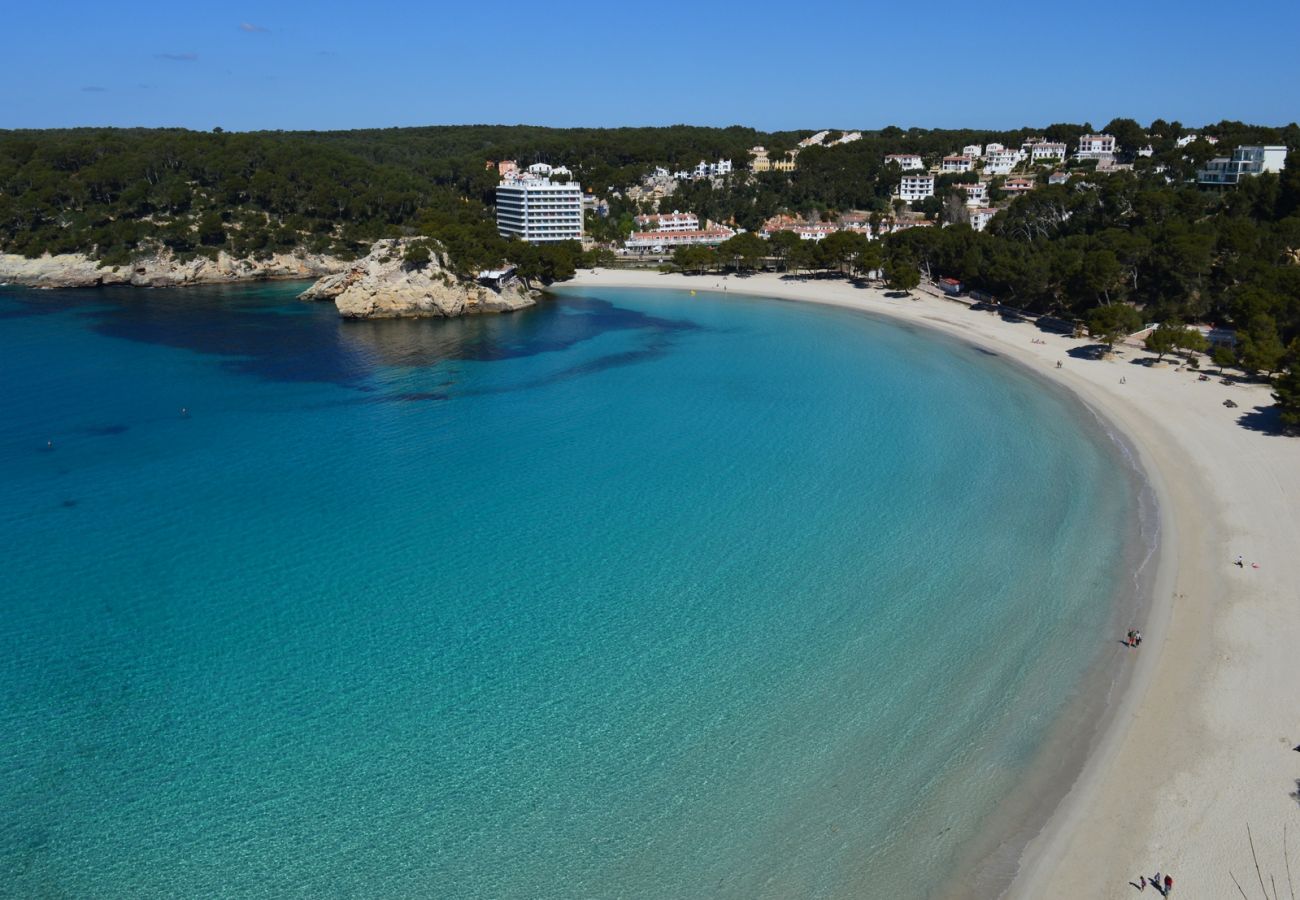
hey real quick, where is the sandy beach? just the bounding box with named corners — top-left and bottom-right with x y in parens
top-left (564, 268), bottom-right (1300, 898)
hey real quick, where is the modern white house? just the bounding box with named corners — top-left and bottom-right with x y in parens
top-left (884, 153), bottom-right (925, 170)
top-left (898, 173), bottom-right (936, 202)
top-left (941, 155), bottom-right (974, 173)
top-left (1197, 145), bottom-right (1288, 185)
top-left (1176, 134), bottom-right (1218, 148)
top-left (633, 211), bottom-right (701, 232)
top-left (962, 144), bottom-right (983, 158)
top-left (984, 143), bottom-right (1005, 155)
top-left (495, 176), bottom-right (584, 243)
top-left (1075, 134), bottom-right (1117, 159)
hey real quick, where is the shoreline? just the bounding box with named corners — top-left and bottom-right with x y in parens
top-left (561, 269), bottom-right (1300, 897)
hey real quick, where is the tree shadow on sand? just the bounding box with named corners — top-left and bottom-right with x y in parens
top-left (1067, 344), bottom-right (1111, 361)
top-left (1237, 405), bottom-right (1287, 435)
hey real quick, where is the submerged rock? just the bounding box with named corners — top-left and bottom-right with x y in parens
top-left (300, 238), bottom-right (536, 319)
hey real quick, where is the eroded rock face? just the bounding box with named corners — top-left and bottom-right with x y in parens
top-left (299, 239), bottom-right (535, 319)
top-left (0, 250), bottom-right (344, 289)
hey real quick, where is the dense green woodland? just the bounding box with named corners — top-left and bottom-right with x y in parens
top-left (1, 122), bottom-right (1298, 426)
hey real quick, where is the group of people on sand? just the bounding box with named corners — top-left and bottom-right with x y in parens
top-left (1136, 871), bottom-right (1174, 895)
top-left (1125, 629), bottom-right (1143, 648)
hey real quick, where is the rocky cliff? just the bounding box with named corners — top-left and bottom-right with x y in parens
top-left (0, 250), bottom-right (344, 289)
top-left (299, 238), bottom-right (536, 319)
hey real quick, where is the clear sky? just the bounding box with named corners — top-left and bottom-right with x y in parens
top-left (6, 0), bottom-right (1298, 133)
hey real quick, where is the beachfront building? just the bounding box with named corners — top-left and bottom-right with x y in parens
top-left (941, 155), bottom-right (974, 173)
top-left (634, 211), bottom-right (701, 232)
top-left (1001, 176), bottom-right (1036, 194)
top-left (1197, 145), bottom-right (1288, 185)
top-left (1075, 134), bottom-right (1117, 160)
top-left (984, 143), bottom-right (1005, 155)
top-left (959, 182), bottom-right (989, 206)
top-left (968, 207), bottom-right (996, 232)
top-left (962, 144), bottom-right (983, 158)
top-left (624, 227), bottom-right (734, 252)
top-left (495, 175), bottom-right (584, 243)
top-left (884, 153), bottom-right (924, 170)
top-left (898, 173), bottom-right (936, 202)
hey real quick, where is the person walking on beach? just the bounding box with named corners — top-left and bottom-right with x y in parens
top-left (1235, 554), bottom-right (1245, 568)
top-left (1163, 873), bottom-right (1173, 895)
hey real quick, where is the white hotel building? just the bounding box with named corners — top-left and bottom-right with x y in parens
top-left (495, 176), bottom-right (584, 243)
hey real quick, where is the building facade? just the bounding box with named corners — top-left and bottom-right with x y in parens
top-left (941, 155), bottom-right (974, 173)
top-left (634, 211), bottom-right (701, 232)
top-left (884, 153), bottom-right (925, 170)
top-left (495, 177), bottom-right (584, 243)
top-left (1197, 145), bottom-right (1288, 185)
top-left (1075, 134), bottom-right (1117, 159)
top-left (898, 174), bottom-right (936, 201)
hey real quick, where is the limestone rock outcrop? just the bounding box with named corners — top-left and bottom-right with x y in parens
top-left (0, 250), bottom-right (344, 289)
top-left (299, 238), bottom-right (536, 319)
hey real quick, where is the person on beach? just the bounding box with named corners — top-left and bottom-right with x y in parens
top-left (1134, 630), bottom-right (1142, 647)
top-left (1056, 360), bottom-right (1063, 369)
top-left (1126, 630), bottom-right (1137, 647)
top-left (1163, 873), bottom-right (1173, 895)
top-left (1138, 874), bottom-right (1147, 890)
top-left (1235, 554), bottom-right (1244, 568)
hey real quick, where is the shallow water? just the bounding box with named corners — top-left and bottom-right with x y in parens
top-left (0, 282), bottom-right (1134, 898)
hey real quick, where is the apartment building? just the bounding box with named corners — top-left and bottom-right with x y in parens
top-left (495, 176), bottom-right (584, 243)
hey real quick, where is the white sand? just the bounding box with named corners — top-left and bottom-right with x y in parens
top-left (563, 269), bottom-right (1300, 897)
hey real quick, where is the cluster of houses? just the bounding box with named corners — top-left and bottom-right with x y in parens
top-left (489, 132), bottom-right (1289, 248)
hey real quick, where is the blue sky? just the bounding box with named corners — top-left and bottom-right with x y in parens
top-left (5, 0), bottom-right (1298, 132)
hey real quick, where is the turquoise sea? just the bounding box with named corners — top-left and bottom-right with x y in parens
top-left (0, 281), bottom-right (1140, 898)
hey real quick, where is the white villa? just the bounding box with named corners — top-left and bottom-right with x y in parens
top-left (898, 173), bottom-right (936, 202)
top-left (942, 155), bottom-right (974, 173)
top-left (984, 150), bottom-right (1022, 175)
top-left (692, 159), bottom-right (732, 179)
top-left (1028, 141), bottom-right (1067, 162)
top-left (1075, 134), bottom-right (1117, 160)
top-left (885, 153), bottom-right (925, 170)
top-left (1198, 145), bottom-right (1288, 185)
top-left (959, 182), bottom-right (989, 206)
top-left (962, 144), bottom-right (983, 158)
top-left (968, 207), bottom-right (997, 232)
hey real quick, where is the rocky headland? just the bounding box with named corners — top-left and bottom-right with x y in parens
top-left (0, 249), bottom-right (344, 289)
top-left (298, 238), bottom-right (536, 319)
